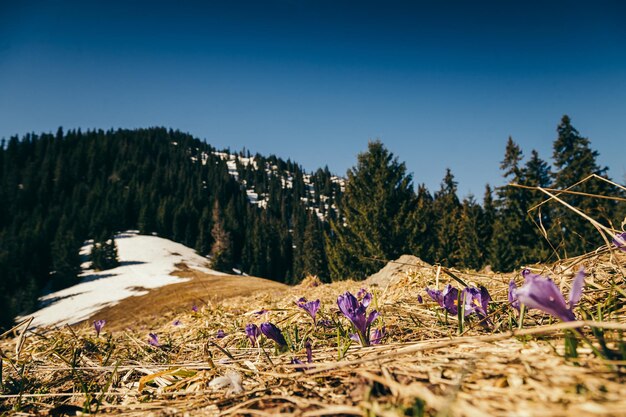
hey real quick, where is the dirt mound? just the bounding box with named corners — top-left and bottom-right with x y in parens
top-left (366, 254), bottom-right (432, 287)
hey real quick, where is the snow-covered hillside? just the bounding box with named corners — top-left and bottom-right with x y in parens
top-left (19, 231), bottom-right (226, 329)
top-left (210, 150), bottom-right (345, 219)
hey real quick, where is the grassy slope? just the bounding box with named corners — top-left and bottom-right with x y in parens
top-left (85, 263), bottom-right (288, 332)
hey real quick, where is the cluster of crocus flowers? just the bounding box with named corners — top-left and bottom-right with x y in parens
top-left (426, 284), bottom-right (492, 320)
top-left (337, 290), bottom-right (381, 347)
top-left (296, 297), bottom-right (321, 324)
top-left (93, 319), bottom-right (106, 337)
top-left (510, 268), bottom-right (585, 322)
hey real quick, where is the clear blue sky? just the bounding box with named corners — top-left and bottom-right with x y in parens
top-left (1, 0), bottom-right (625, 198)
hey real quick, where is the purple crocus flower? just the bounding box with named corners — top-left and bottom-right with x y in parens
top-left (148, 333), bottom-right (160, 347)
top-left (245, 323), bottom-right (261, 346)
top-left (93, 319), bottom-right (106, 337)
top-left (337, 291), bottom-right (380, 346)
top-left (296, 297), bottom-right (321, 324)
top-left (216, 329), bottom-right (226, 338)
top-left (426, 284), bottom-right (459, 315)
top-left (173, 319), bottom-right (182, 326)
top-left (442, 285), bottom-right (460, 315)
top-left (371, 326), bottom-right (386, 345)
top-left (613, 232), bottom-right (626, 252)
top-left (462, 286), bottom-right (491, 317)
top-left (260, 322), bottom-right (288, 348)
top-left (508, 280), bottom-right (521, 311)
top-left (191, 305), bottom-right (198, 313)
top-left (515, 268), bottom-right (585, 322)
top-left (426, 287), bottom-right (444, 306)
top-left (417, 294), bottom-right (423, 304)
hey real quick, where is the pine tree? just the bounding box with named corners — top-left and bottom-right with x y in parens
top-left (552, 115), bottom-right (615, 256)
top-left (91, 236), bottom-right (120, 271)
top-left (458, 196), bottom-right (483, 269)
top-left (433, 169), bottom-right (462, 266)
top-left (209, 201), bottom-right (233, 271)
top-left (302, 214), bottom-right (328, 281)
top-left (325, 140), bottom-right (415, 280)
top-left (477, 184), bottom-right (495, 263)
top-left (522, 149), bottom-right (553, 261)
top-left (490, 137), bottom-right (527, 271)
top-left (50, 225), bottom-right (81, 290)
top-left (408, 184), bottom-right (436, 263)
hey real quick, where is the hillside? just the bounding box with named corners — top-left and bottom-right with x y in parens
top-left (0, 128), bottom-right (334, 331)
top-left (18, 231), bottom-right (232, 329)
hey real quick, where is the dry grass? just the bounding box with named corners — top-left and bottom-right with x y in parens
top-left (1, 249), bottom-right (625, 416)
top-left (84, 264), bottom-right (288, 331)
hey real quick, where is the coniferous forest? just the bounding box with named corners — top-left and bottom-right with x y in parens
top-left (0, 116), bottom-right (623, 330)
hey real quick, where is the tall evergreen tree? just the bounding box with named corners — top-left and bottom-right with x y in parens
top-left (490, 137), bottom-right (526, 271)
top-left (209, 201), bottom-right (233, 271)
top-left (408, 184), bottom-right (436, 263)
top-left (326, 140), bottom-right (415, 280)
top-left (302, 214), bottom-right (328, 281)
top-left (433, 169), bottom-right (462, 266)
top-left (50, 224), bottom-right (81, 290)
top-left (522, 149), bottom-right (553, 261)
top-left (91, 235), bottom-right (120, 271)
top-left (552, 115), bottom-right (615, 256)
top-left (477, 184), bottom-right (495, 263)
top-left (458, 195), bottom-right (483, 269)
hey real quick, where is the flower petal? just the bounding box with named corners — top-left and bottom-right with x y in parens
top-left (568, 267), bottom-right (585, 307)
top-left (613, 232), bottom-right (626, 252)
top-left (516, 272), bottom-right (575, 322)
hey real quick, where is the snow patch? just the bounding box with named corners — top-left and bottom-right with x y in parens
top-left (19, 231), bottom-right (227, 329)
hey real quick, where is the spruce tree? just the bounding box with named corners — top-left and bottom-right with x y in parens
top-left (552, 115), bottom-right (615, 256)
top-left (302, 214), bottom-right (328, 281)
top-left (458, 195), bottom-right (483, 269)
top-left (522, 149), bottom-right (553, 261)
top-left (490, 137), bottom-right (526, 271)
top-left (408, 184), bottom-right (436, 263)
top-left (51, 226), bottom-right (82, 290)
top-left (433, 169), bottom-right (462, 266)
top-left (91, 236), bottom-right (120, 271)
top-left (209, 201), bottom-right (233, 271)
top-left (477, 184), bottom-right (495, 263)
top-left (325, 140), bottom-right (415, 280)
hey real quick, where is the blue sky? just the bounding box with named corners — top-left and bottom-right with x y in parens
top-left (1, 1), bottom-right (625, 197)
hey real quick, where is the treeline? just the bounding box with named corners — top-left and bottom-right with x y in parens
top-left (326, 115), bottom-right (624, 280)
top-left (0, 127), bottom-right (334, 329)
